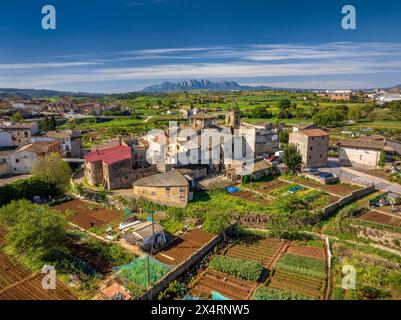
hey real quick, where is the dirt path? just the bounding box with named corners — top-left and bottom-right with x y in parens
top-left (143, 116), bottom-right (154, 123)
top-left (267, 241), bottom-right (290, 270)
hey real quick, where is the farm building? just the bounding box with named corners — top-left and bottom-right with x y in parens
top-left (123, 220), bottom-right (166, 251)
top-left (133, 170), bottom-right (194, 207)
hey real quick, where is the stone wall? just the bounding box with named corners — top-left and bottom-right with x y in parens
top-left (322, 185), bottom-right (376, 216)
top-left (137, 232), bottom-right (225, 300)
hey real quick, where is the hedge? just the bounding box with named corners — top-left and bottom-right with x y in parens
top-left (0, 177), bottom-right (60, 206)
top-left (209, 255), bottom-right (263, 282)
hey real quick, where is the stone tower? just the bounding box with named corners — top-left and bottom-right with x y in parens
top-left (225, 106), bottom-right (241, 129)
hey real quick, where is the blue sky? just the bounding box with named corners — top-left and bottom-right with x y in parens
top-left (1, 0), bottom-right (401, 92)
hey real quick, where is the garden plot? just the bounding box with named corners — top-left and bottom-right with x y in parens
top-left (248, 179), bottom-right (291, 196)
top-left (229, 189), bottom-right (270, 204)
top-left (281, 175), bottom-right (361, 197)
top-left (0, 273), bottom-right (76, 300)
top-left (266, 247), bottom-right (328, 300)
top-left (155, 229), bottom-right (214, 266)
top-left (357, 210), bottom-right (401, 228)
top-left (53, 199), bottom-right (122, 230)
top-left (224, 236), bottom-right (285, 268)
top-left (190, 269), bottom-right (257, 300)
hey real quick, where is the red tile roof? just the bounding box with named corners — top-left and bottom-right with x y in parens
top-left (84, 145), bottom-right (132, 165)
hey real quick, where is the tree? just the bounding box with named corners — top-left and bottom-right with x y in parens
top-left (42, 115), bottom-right (57, 131)
top-left (32, 153), bottom-right (72, 192)
top-left (277, 109), bottom-right (293, 119)
top-left (2, 200), bottom-right (68, 264)
top-left (348, 107), bottom-right (362, 121)
top-left (11, 111), bottom-right (24, 121)
top-left (279, 131), bottom-right (289, 144)
top-left (247, 105), bottom-right (272, 119)
top-left (282, 144), bottom-right (303, 172)
top-left (378, 151), bottom-right (386, 169)
top-left (203, 212), bottom-right (231, 240)
top-left (278, 99), bottom-right (291, 110)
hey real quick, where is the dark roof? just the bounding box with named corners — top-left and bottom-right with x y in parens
top-left (17, 141), bottom-right (60, 154)
top-left (133, 170), bottom-right (189, 187)
top-left (338, 139), bottom-right (385, 151)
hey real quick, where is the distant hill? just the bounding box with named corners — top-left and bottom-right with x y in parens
top-left (0, 88), bottom-right (99, 99)
top-left (142, 79), bottom-right (272, 92)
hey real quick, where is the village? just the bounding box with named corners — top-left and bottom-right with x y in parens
top-left (1, 87), bottom-right (401, 301)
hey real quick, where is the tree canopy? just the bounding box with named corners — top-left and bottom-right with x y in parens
top-left (282, 144), bottom-right (303, 172)
top-left (32, 153), bottom-right (72, 192)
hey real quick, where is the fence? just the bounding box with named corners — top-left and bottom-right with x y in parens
top-left (322, 185), bottom-right (376, 216)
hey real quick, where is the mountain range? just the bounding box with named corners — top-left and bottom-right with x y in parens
top-left (142, 80), bottom-right (272, 92)
top-left (0, 88), bottom-right (99, 99)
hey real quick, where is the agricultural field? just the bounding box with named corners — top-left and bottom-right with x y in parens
top-left (265, 243), bottom-right (328, 300)
top-left (281, 175), bottom-right (361, 197)
top-left (223, 235), bottom-right (286, 268)
top-left (228, 189), bottom-right (271, 204)
top-left (357, 210), bottom-right (401, 228)
top-left (331, 240), bottom-right (401, 300)
top-left (53, 199), bottom-right (122, 230)
top-left (155, 229), bottom-right (214, 266)
top-left (190, 269), bottom-right (257, 300)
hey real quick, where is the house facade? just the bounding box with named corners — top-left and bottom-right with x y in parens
top-left (0, 121), bottom-right (39, 146)
top-left (133, 170), bottom-right (193, 207)
top-left (338, 139), bottom-right (386, 169)
top-left (32, 130), bottom-right (82, 158)
top-left (84, 144), bottom-right (133, 190)
top-left (289, 128), bottom-right (329, 168)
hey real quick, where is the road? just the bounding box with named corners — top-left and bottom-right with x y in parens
top-left (321, 158), bottom-right (401, 194)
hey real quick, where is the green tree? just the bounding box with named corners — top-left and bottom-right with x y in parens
top-left (42, 115), bottom-right (57, 131)
top-left (282, 144), bottom-right (303, 172)
top-left (11, 111), bottom-right (24, 121)
top-left (203, 212), bottom-right (231, 240)
top-left (277, 109), bottom-right (293, 119)
top-left (249, 105), bottom-right (272, 119)
top-left (32, 153), bottom-right (72, 192)
top-left (348, 107), bottom-right (362, 121)
top-left (278, 99), bottom-right (291, 110)
top-left (378, 151), bottom-right (386, 169)
top-left (3, 200), bottom-right (68, 264)
top-left (279, 131), bottom-right (289, 144)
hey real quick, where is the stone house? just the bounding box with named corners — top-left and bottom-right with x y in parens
top-left (133, 170), bottom-right (193, 207)
top-left (224, 157), bottom-right (272, 182)
top-left (289, 128), bottom-right (329, 168)
top-left (0, 121), bottom-right (39, 146)
top-left (84, 144), bottom-right (133, 190)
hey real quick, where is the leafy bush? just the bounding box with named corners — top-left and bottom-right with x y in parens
top-left (158, 280), bottom-right (187, 300)
top-left (253, 287), bottom-right (311, 300)
top-left (209, 255), bottom-right (263, 281)
top-left (85, 239), bottom-right (134, 265)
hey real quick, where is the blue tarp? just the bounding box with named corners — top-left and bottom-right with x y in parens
top-left (212, 291), bottom-right (230, 300)
top-left (226, 186), bottom-right (240, 193)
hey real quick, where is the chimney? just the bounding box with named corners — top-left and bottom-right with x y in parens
top-left (118, 136), bottom-right (123, 146)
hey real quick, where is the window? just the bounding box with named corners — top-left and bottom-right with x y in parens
top-left (309, 146), bottom-right (313, 151)
top-left (309, 156), bottom-right (311, 159)
top-left (166, 187), bottom-right (171, 191)
top-left (179, 188), bottom-right (186, 192)
top-left (15, 159), bottom-right (20, 163)
top-left (320, 154), bottom-right (322, 158)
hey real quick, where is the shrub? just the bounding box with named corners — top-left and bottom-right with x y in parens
top-left (209, 255), bottom-right (263, 281)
